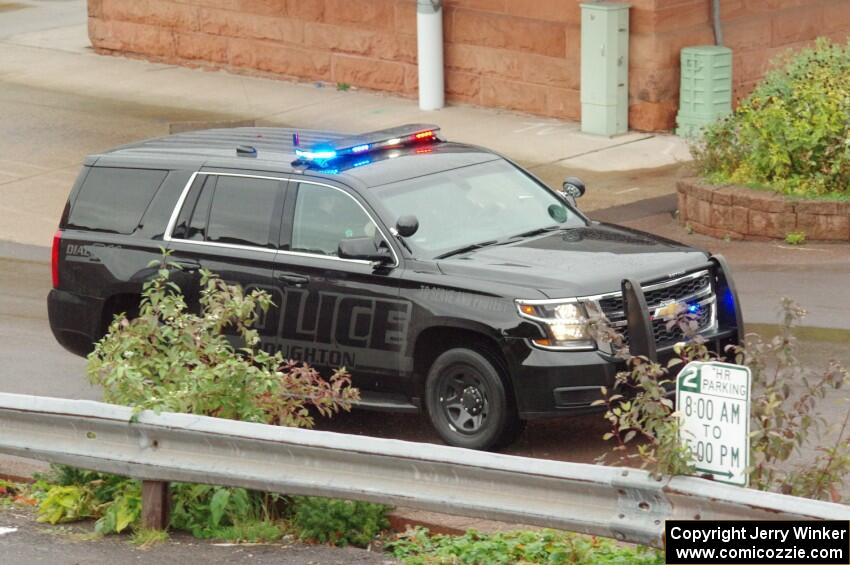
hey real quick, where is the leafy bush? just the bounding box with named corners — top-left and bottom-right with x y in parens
top-left (87, 252), bottom-right (358, 426)
top-left (693, 38), bottom-right (850, 199)
top-left (785, 231), bottom-right (807, 245)
top-left (291, 496), bottom-right (389, 547)
top-left (34, 467), bottom-right (139, 534)
top-left (590, 305), bottom-right (706, 476)
top-left (591, 299), bottom-right (850, 501)
top-left (35, 255), bottom-right (365, 540)
top-left (728, 299), bottom-right (849, 498)
top-left (169, 483), bottom-right (283, 540)
top-left (387, 527), bottom-right (663, 565)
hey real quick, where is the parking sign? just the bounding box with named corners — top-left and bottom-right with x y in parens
top-left (677, 361), bottom-right (751, 486)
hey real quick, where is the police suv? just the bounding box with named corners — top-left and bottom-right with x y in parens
top-left (48, 124), bottom-right (743, 450)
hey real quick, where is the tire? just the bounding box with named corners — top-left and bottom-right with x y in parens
top-left (424, 348), bottom-right (521, 451)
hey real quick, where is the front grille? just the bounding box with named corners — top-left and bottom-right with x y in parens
top-left (591, 270), bottom-right (715, 349)
top-left (597, 271), bottom-right (712, 315)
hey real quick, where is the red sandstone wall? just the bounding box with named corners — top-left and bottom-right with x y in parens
top-left (633, 0), bottom-right (850, 130)
top-left (87, 0), bottom-right (850, 131)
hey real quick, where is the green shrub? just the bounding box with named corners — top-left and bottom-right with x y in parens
top-left (291, 496), bottom-right (389, 547)
top-left (169, 483), bottom-right (283, 539)
top-left (387, 527), bottom-right (663, 565)
top-left (591, 298), bottom-right (850, 501)
top-left (36, 255), bottom-right (361, 539)
top-left (693, 38), bottom-right (850, 199)
top-left (87, 251), bottom-right (358, 427)
top-left (785, 231), bottom-right (806, 245)
top-left (33, 467), bottom-right (139, 533)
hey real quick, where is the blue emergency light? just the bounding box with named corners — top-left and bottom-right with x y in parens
top-left (293, 124), bottom-right (440, 166)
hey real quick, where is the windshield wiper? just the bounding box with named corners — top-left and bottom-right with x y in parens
top-left (435, 240), bottom-right (499, 259)
top-left (503, 225), bottom-right (561, 241)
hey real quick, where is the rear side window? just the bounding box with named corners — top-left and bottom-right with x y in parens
top-left (67, 167), bottom-right (167, 234)
top-left (205, 176), bottom-right (282, 248)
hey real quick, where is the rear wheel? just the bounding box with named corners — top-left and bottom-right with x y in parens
top-left (424, 348), bottom-right (521, 451)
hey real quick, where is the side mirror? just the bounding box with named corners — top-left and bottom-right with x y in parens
top-left (562, 176), bottom-right (586, 199)
top-left (338, 237), bottom-right (392, 263)
top-left (396, 215), bottom-right (419, 237)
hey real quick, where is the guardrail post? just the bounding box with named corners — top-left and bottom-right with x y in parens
top-left (141, 480), bottom-right (170, 530)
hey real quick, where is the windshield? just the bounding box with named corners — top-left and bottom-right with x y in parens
top-left (371, 160), bottom-right (585, 259)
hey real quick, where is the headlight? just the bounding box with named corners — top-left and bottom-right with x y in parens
top-left (515, 299), bottom-right (595, 350)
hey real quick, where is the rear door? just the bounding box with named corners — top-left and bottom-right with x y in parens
top-left (270, 178), bottom-right (410, 396)
top-left (164, 171), bottom-right (287, 342)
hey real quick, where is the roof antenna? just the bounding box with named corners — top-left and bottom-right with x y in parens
top-left (292, 132), bottom-right (300, 148)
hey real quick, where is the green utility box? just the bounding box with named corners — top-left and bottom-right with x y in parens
top-left (676, 45), bottom-right (733, 137)
top-left (580, 2), bottom-right (630, 136)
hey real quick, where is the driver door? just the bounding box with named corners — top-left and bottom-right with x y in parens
top-left (269, 179), bottom-right (411, 396)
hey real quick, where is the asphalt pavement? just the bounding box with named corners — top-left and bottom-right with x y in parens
top-left (0, 506), bottom-right (391, 565)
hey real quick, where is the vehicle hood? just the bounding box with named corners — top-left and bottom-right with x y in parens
top-left (436, 223), bottom-right (711, 299)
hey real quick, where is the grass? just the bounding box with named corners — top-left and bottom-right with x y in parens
top-left (130, 528), bottom-right (170, 548)
top-left (194, 520), bottom-right (284, 543)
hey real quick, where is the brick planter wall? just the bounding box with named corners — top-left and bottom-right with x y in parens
top-left (677, 178), bottom-right (850, 242)
top-left (86, 0), bottom-right (850, 131)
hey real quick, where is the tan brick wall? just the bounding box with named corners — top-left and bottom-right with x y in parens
top-left (88, 0), bottom-right (850, 131)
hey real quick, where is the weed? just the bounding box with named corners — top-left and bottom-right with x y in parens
top-left (292, 496), bottom-right (389, 547)
top-left (387, 527), bottom-right (664, 565)
top-left (785, 231), bottom-right (807, 245)
top-left (130, 528), bottom-right (169, 548)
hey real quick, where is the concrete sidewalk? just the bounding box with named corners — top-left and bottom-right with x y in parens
top-left (0, 2), bottom-right (690, 171)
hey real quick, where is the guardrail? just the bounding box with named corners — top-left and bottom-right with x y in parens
top-left (0, 393), bottom-right (846, 547)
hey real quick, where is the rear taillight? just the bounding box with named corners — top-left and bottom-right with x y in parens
top-left (51, 230), bottom-right (62, 289)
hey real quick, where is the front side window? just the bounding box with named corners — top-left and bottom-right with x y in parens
top-left (291, 183), bottom-right (377, 257)
top-left (370, 160), bottom-right (585, 259)
top-left (205, 176), bottom-right (281, 248)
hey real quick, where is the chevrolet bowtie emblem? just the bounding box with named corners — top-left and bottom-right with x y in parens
top-left (654, 301), bottom-right (684, 319)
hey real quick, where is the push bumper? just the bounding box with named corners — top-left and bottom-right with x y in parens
top-left (510, 254), bottom-right (744, 420)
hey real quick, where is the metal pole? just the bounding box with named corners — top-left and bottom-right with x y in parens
top-left (417, 0), bottom-right (445, 111)
top-left (712, 0), bottom-right (723, 45)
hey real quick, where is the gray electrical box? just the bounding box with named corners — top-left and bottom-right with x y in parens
top-left (580, 2), bottom-right (630, 136)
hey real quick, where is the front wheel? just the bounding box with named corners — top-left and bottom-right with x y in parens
top-left (424, 348), bottom-right (521, 451)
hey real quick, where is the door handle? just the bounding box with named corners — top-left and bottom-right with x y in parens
top-left (276, 273), bottom-right (309, 286)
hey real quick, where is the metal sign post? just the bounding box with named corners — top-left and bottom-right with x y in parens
top-left (677, 361), bottom-right (751, 486)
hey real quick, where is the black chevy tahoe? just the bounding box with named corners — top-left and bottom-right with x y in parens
top-left (48, 124), bottom-right (743, 450)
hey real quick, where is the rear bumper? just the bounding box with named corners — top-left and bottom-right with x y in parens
top-left (47, 289), bottom-right (102, 357)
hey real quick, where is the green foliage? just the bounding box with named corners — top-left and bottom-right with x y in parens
top-left (693, 38), bottom-right (850, 199)
top-left (728, 299), bottom-right (850, 500)
top-left (37, 485), bottom-right (96, 524)
top-left (590, 304), bottom-right (707, 476)
top-left (203, 520), bottom-right (284, 543)
top-left (291, 496), bottom-right (389, 547)
top-left (387, 527), bottom-right (664, 565)
top-left (169, 483), bottom-right (282, 539)
top-left (785, 231), bottom-right (807, 245)
top-left (33, 466), bottom-right (140, 533)
top-left (336, 82), bottom-right (351, 91)
top-left (130, 528), bottom-right (170, 548)
top-left (591, 297), bottom-right (850, 502)
top-left (87, 251), bottom-right (358, 427)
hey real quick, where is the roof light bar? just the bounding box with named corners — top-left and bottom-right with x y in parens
top-left (294, 124), bottom-right (440, 165)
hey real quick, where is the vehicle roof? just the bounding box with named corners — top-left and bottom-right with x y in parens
top-left (92, 127), bottom-right (501, 187)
